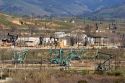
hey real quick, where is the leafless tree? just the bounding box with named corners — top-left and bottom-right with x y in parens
top-left (121, 34), bottom-right (125, 47)
top-left (84, 25), bottom-right (92, 36)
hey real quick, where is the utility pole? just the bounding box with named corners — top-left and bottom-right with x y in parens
top-left (0, 54), bottom-right (2, 79)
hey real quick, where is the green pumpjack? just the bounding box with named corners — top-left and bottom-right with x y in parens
top-left (12, 49), bottom-right (29, 64)
top-left (49, 49), bottom-right (81, 66)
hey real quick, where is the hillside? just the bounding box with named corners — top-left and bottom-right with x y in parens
top-left (0, 13), bottom-right (20, 28)
top-left (0, 0), bottom-right (125, 17)
top-left (0, 0), bottom-right (89, 16)
top-left (0, 0), bottom-right (50, 16)
top-left (0, 13), bottom-right (75, 30)
top-left (93, 3), bottom-right (125, 19)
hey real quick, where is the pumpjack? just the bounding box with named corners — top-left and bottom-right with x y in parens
top-left (12, 49), bottom-right (29, 64)
top-left (49, 48), bottom-right (64, 65)
top-left (49, 48), bottom-right (81, 66)
top-left (95, 50), bottom-right (113, 72)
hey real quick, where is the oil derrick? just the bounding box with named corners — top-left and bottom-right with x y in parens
top-left (112, 24), bottom-right (117, 33)
top-left (84, 36), bottom-right (88, 46)
top-left (109, 24), bottom-right (111, 30)
top-left (70, 36), bottom-right (75, 46)
top-left (114, 54), bottom-right (120, 71)
top-left (95, 23), bottom-right (99, 31)
top-left (109, 23), bottom-right (117, 33)
top-left (121, 34), bottom-right (125, 47)
top-left (39, 36), bottom-right (43, 45)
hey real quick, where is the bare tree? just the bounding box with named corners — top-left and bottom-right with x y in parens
top-left (84, 24), bottom-right (92, 36)
top-left (121, 34), bottom-right (125, 47)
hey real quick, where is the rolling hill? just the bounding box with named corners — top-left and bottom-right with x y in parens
top-left (92, 3), bottom-right (125, 18)
top-left (0, 0), bottom-right (125, 18)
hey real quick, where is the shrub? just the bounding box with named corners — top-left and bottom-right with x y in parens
top-left (94, 70), bottom-right (104, 75)
top-left (114, 79), bottom-right (125, 83)
top-left (78, 80), bottom-right (88, 83)
top-left (80, 70), bottom-right (89, 76)
top-left (107, 71), bottom-right (122, 76)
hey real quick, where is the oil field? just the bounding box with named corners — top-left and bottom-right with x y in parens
top-left (0, 0), bottom-right (125, 83)
top-left (0, 13), bottom-right (125, 83)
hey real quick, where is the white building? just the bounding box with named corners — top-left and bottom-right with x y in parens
top-left (16, 37), bottom-right (40, 47)
top-left (54, 32), bottom-right (66, 38)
